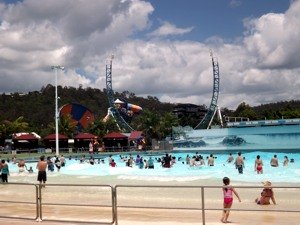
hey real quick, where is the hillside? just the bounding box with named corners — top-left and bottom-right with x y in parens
top-left (0, 85), bottom-right (174, 133)
top-left (0, 85), bottom-right (299, 137)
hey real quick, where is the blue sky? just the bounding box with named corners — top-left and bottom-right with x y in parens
top-left (144, 0), bottom-right (289, 41)
top-left (0, 0), bottom-right (299, 109)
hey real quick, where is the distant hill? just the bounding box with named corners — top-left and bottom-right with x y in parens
top-left (0, 85), bottom-right (174, 131)
top-left (0, 85), bottom-right (299, 131)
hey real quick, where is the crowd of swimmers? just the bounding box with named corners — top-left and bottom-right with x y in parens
top-left (0, 151), bottom-right (296, 183)
top-left (225, 152), bottom-right (294, 174)
top-left (252, 153), bottom-right (294, 174)
top-left (68, 152), bottom-right (295, 174)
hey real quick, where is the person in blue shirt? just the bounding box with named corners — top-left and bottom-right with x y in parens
top-left (148, 157), bottom-right (154, 169)
top-left (1, 159), bottom-right (10, 182)
top-left (139, 157), bottom-right (144, 169)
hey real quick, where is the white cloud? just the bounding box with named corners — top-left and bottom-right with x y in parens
top-left (244, 0), bottom-right (300, 69)
top-left (0, 0), bottom-right (153, 91)
top-left (148, 21), bottom-right (193, 37)
top-left (0, 0), bottom-right (299, 110)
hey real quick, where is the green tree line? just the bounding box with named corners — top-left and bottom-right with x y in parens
top-left (0, 85), bottom-right (300, 146)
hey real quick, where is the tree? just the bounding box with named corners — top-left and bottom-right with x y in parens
top-left (0, 117), bottom-right (29, 137)
top-left (178, 114), bottom-right (200, 128)
top-left (44, 115), bottom-right (76, 138)
top-left (85, 116), bottom-right (119, 138)
top-left (234, 102), bottom-right (257, 120)
top-left (0, 117), bottom-right (29, 145)
top-left (59, 115), bottom-right (77, 138)
top-left (0, 121), bottom-right (10, 145)
top-left (133, 109), bottom-right (160, 144)
top-left (158, 113), bottom-right (179, 139)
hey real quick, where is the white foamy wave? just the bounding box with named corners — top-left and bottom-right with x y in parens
top-left (6, 151), bottom-right (300, 183)
top-left (66, 163), bottom-right (92, 171)
top-left (294, 169), bottom-right (300, 175)
top-left (108, 167), bottom-right (134, 175)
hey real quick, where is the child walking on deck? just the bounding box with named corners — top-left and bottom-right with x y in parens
top-left (221, 177), bottom-right (241, 223)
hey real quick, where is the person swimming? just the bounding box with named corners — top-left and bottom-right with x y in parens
top-left (27, 166), bottom-right (33, 173)
top-left (18, 159), bottom-right (26, 173)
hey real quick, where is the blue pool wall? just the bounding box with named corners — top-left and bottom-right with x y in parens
top-left (174, 125), bottom-right (300, 151)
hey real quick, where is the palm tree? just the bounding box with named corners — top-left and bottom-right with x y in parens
top-left (44, 115), bottom-right (76, 138)
top-left (0, 117), bottom-right (29, 146)
top-left (85, 117), bottom-right (106, 137)
top-left (158, 113), bottom-right (179, 139)
top-left (0, 117), bottom-right (29, 138)
top-left (84, 116), bottom-right (119, 138)
top-left (134, 109), bottom-right (161, 144)
top-left (9, 117), bottom-right (29, 133)
top-left (59, 115), bottom-right (77, 138)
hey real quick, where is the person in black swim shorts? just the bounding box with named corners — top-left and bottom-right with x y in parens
top-left (36, 155), bottom-right (47, 187)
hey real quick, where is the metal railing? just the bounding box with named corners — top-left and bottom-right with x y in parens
top-left (0, 182), bottom-right (39, 221)
top-left (39, 184), bottom-right (115, 224)
top-left (114, 185), bottom-right (300, 225)
top-left (0, 183), bottom-right (299, 224)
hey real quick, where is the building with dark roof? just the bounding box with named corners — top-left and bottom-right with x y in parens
top-left (172, 103), bottom-right (206, 118)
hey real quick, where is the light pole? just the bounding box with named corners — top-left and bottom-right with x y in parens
top-left (51, 65), bottom-right (64, 156)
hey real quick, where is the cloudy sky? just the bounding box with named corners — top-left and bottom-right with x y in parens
top-left (0, 0), bottom-right (299, 109)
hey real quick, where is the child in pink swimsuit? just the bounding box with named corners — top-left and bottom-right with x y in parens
top-left (221, 177), bottom-right (241, 223)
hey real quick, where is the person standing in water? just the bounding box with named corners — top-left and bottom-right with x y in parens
top-left (18, 159), bottom-right (26, 173)
top-left (283, 156), bottom-right (289, 166)
top-left (235, 152), bottom-right (244, 174)
top-left (0, 159), bottom-right (9, 182)
top-left (208, 154), bottom-right (215, 166)
top-left (221, 177), bottom-right (241, 223)
top-left (36, 155), bottom-right (47, 187)
top-left (270, 155), bottom-right (279, 167)
top-left (254, 155), bottom-right (263, 174)
top-left (227, 153), bottom-right (234, 163)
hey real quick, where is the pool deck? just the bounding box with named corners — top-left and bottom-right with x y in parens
top-left (1, 178), bottom-right (299, 225)
top-left (2, 156), bottom-right (300, 225)
top-left (1, 210), bottom-right (299, 225)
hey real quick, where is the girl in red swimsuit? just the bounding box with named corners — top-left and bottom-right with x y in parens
top-left (221, 177), bottom-right (241, 223)
top-left (255, 155), bottom-right (263, 174)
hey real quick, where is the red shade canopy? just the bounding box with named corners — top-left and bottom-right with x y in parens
top-left (129, 131), bottom-right (143, 140)
top-left (43, 134), bottom-right (68, 140)
top-left (75, 133), bottom-right (97, 139)
top-left (14, 134), bottom-right (38, 140)
top-left (103, 132), bottom-right (127, 139)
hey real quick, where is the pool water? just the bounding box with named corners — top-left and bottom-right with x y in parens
top-left (7, 151), bottom-right (300, 183)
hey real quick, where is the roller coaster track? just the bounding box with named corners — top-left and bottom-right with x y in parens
top-left (105, 56), bottom-right (133, 132)
top-left (194, 51), bottom-right (220, 129)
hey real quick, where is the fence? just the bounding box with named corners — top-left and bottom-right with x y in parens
top-left (0, 183), bottom-right (299, 224)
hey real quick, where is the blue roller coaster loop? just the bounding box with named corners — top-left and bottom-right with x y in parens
top-left (194, 51), bottom-right (220, 129)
